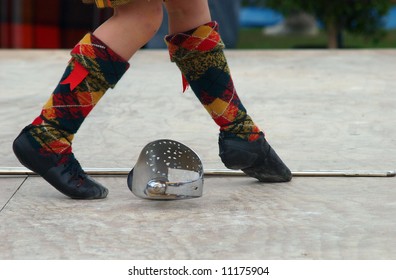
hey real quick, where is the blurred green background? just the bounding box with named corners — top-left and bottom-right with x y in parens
top-left (238, 0), bottom-right (396, 48)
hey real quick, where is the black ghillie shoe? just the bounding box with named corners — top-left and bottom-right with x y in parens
top-left (12, 126), bottom-right (108, 199)
top-left (219, 131), bottom-right (292, 182)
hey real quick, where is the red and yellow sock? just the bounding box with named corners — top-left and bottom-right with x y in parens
top-left (29, 33), bottom-right (129, 155)
top-left (165, 21), bottom-right (261, 142)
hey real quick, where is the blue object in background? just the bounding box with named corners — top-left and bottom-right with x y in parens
top-left (384, 6), bottom-right (396, 29)
top-left (240, 7), bottom-right (283, 27)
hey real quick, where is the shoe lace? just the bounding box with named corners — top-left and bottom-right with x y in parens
top-left (60, 154), bottom-right (87, 183)
top-left (27, 125), bottom-right (87, 186)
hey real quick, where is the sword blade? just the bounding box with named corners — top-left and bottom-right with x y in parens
top-left (0, 167), bottom-right (395, 177)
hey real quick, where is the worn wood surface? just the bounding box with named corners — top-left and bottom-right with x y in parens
top-left (0, 50), bottom-right (395, 259)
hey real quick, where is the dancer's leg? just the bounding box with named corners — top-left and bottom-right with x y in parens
top-left (164, 0), bottom-right (292, 182)
top-left (13, 0), bottom-right (164, 199)
top-left (94, 0), bottom-right (163, 60)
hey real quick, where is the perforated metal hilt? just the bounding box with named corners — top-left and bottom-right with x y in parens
top-left (127, 139), bottom-right (204, 200)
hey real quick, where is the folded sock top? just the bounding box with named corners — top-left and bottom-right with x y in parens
top-left (71, 33), bottom-right (130, 88)
top-left (165, 21), bottom-right (225, 63)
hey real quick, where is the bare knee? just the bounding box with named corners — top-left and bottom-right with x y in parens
top-left (165, 0), bottom-right (211, 33)
top-left (113, 0), bottom-right (163, 36)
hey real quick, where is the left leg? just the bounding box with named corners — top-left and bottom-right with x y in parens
top-left (164, 0), bottom-right (291, 182)
top-left (12, 0), bottom-right (164, 199)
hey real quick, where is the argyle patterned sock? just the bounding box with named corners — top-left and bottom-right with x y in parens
top-left (165, 21), bottom-right (261, 142)
top-left (28, 33), bottom-right (129, 156)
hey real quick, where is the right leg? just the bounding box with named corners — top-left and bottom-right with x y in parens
top-left (164, 0), bottom-right (291, 182)
top-left (12, 0), bottom-right (163, 199)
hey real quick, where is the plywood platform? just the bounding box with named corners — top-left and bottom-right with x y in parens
top-left (0, 50), bottom-right (395, 259)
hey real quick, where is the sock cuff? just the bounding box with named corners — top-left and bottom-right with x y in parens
top-left (165, 21), bottom-right (225, 63)
top-left (70, 33), bottom-right (130, 88)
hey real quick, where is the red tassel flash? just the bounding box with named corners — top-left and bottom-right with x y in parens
top-left (182, 74), bottom-right (189, 93)
top-left (60, 61), bottom-right (89, 91)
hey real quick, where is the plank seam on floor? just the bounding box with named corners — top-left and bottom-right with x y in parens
top-left (0, 176), bottom-right (28, 213)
